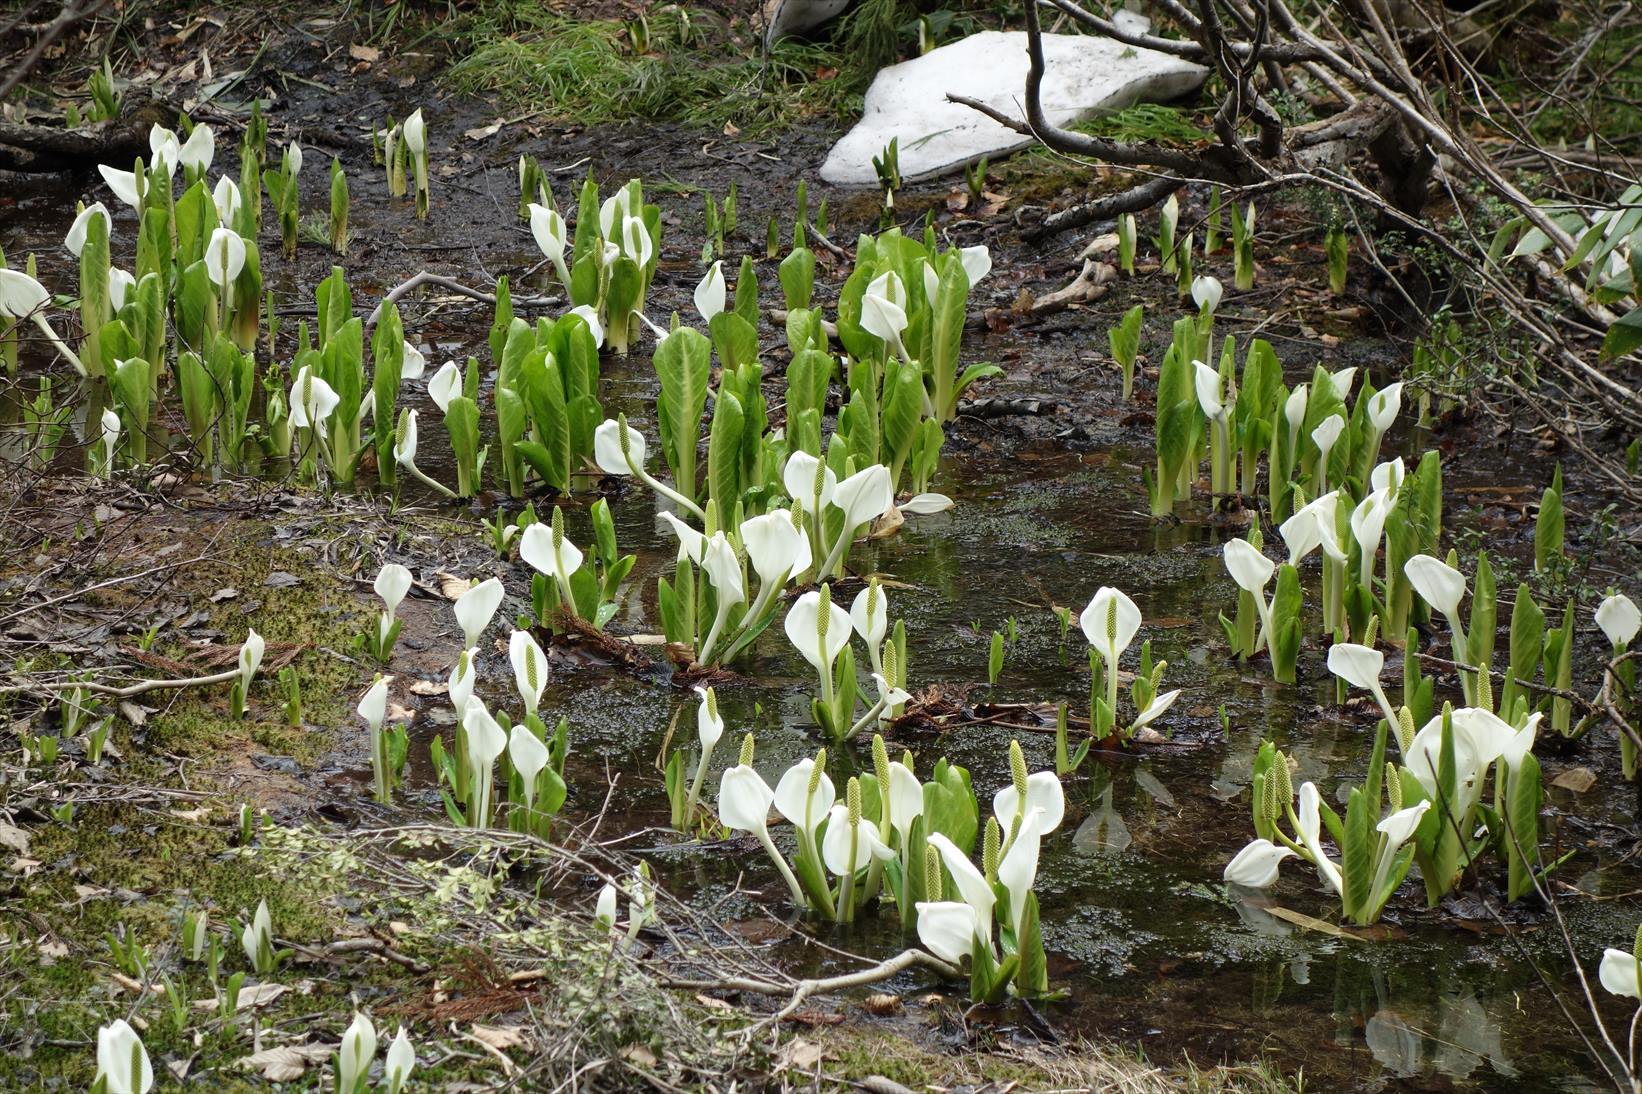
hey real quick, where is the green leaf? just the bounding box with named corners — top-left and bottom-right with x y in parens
top-left (1505, 753), bottom-right (1542, 902)
top-left (707, 389), bottom-right (744, 519)
top-left (930, 253), bottom-right (970, 421)
top-left (778, 247), bottom-right (816, 310)
top-left (653, 328), bottom-right (712, 500)
top-left (708, 311), bottom-right (759, 373)
top-left (1014, 892), bottom-right (1048, 996)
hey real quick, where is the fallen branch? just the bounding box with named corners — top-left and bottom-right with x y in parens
top-left (665, 947), bottom-right (961, 1032)
top-left (365, 271), bottom-right (562, 328)
top-left (1023, 174), bottom-right (1181, 243)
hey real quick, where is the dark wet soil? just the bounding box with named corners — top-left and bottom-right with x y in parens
top-left (5, 9), bottom-right (1642, 1092)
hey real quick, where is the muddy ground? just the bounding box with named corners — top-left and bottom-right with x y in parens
top-left (3, 3), bottom-right (1641, 1092)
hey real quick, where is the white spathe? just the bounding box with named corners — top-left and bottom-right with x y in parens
top-left (1223, 838), bottom-right (1296, 888)
top-left (821, 30), bottom-right (1207, 185)
top-left (1596, 592), bottom-right (1640, 649)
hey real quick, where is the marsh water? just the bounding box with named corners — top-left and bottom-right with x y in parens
top-left (5, 151), bottom-right (1638, 1092)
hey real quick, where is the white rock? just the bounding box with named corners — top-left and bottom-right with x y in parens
top-left (820, 29), bottom-right (1208, 185)
top-left (763, 0), bottom-right (855, 46)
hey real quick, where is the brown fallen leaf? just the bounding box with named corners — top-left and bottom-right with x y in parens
top-left (238, 1043), bottom-right (335, 1082)
top-left (470, 1024), bottom-right (529, 1051)
top-left (408, 680), bottom-right (448, 696)
top-left (348, 43), bottom-right (380, 62)
top-left (196, 980), bottom-right (287, 1011)
top-left (0, 821), bottom-right (31, 855)
top-left (435, 572), bottom-right (473, 600)
top-left (779, 1038), bottom-right (825, 1069)
top-left (621, 1044), bottom-right (658, 1067)
top-left (1551, 766), bottom-right (1597, 793)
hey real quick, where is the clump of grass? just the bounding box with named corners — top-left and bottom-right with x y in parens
top-left (443, 7), bottom-right (866, 132)
top-left (1082, 103), bottom-right (1209, 146)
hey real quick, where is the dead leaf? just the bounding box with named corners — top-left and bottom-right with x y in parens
top-left (621, 1044), bottom-right (658, 1067)
top-left (1263, 904), bottom-right (1366, 940)
top-left (868, 506), bottom-right (904, 540)
top-left (196, 980), bottom-right (288, 1011)
top-left (1551, 767), bottom-right (1597, 793)
top-left (464, 120), bottom-right (504, 141)
top-left (348, 43), bottom-right (380, 62)
top-left (169, 806), bottom-right (211, 822)
top-left (238, 1043), bottom-right (334, 1081)
top-left (73, 884), bottom-right (109, 901)
top-left (470, 1024), bottom-right (528, 1051)
top-left (694, 994), bottom-right (734, 1010)
top-left (409, 680), bottom-right (448, 696)
top-left (119, 702), bottom-right (147, 726)
top-left (779, 1038), bottom-right (825, 1069)
top-left (211, 587), bottom-right (239, 602)
top-left (722, 120), bottom-right (740, 137)
top-left (435, 572), bottom-right (473, 600)
top-left (388, 702), bottom-right (416, 723)
top-left (0, 822), bottom-right (31, 855)
top-left (166, 1059), bottom-right (190, 1081)
top-left (38, 939), bottom-right (68, 961)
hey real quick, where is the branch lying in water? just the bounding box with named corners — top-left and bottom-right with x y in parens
top-left (663, 947), bottom-right (961, 1033)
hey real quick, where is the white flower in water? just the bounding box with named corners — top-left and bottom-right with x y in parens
top-left (1191, 275), bottom-right (1223, 314)
top-left (1404, 554), bottom-right (1467, 619)
top-left (694, 260), bottom-right (725, 323)
top-left (357, 676), bottom-right (390, 732)
top-left (783, 591), bottom-right (851, 677)
top-left (1080, 586), bottom-right (1141, 668)
top-left (400, 340), bottom-right (426, 382)
top-left (1367, 382), bottom-right (1403, 434)
top-left (98, 164), bottom-right (141, 209)
top-left (288, 366), bottom-right (340, 430)
top-left (960, 244), bottom-right (992, 284)
top-left (1600, 947), bottom-right (1642, 999)
top-left (782, 451), bottom-right (837, 514)
top-left (569, 304), bottom-right (604, 348)
top-left (508, 629), bottom-right (548, 716)
top-left (427, 360), bottom-right (463, 412)
top-left (108, 267), bottom-right (135, 312)
top-left (213, 175), bottom-right (241, 226)
top-left (1223, 838), bottom-right (1297, 888)
top-left (452, 576), bottom-right (505, 649)
top-left (528, 203), bottom-right (567, 262)
top-left (204, 227), bottom-right (246, 289)
top-left (915, 900), bottom-right (981, 964)
top-left (402, 108), bottom-right (427, 156)
top-left (65, 202), bottom-right (111, 256)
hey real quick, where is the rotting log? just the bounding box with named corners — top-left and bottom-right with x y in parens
top-left (0, 100), bottom-right (174, 174)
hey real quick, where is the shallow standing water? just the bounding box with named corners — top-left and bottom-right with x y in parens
top-left (5, 146), bottom-right (1637, 1092)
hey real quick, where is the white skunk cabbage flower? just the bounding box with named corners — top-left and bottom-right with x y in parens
top-left (65, 202), bottom-right (111, 256)
top-left (694, 260), bottom-right (726, 323)
top-left (452, 576), bottom-right (505, 649)
top-left (1596, 592), bottom-right (1640, 649)
top-left (204, 227), bottom-right (246, 290)
top-left (427, 360), bottom-right (463, 413)
top-left (337, 1013), bottom-right (377, 1094)
top-left (1223, 838), bottom-right (1297, 888)
top-left (95, 1019), bottom-right (153, 1094)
